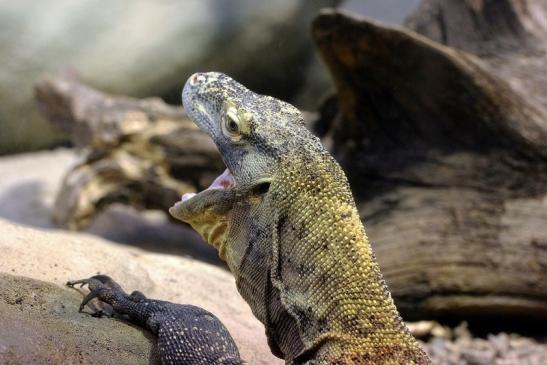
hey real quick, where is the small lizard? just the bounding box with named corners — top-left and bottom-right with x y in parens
top-left (169, 73), bottom-right (431, 364)
top-left (69, 73), bottom-right (430, 364)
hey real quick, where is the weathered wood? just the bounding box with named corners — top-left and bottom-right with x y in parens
top-left (35, 75), bottom-right (224, 229)
top-left (312, 8), bottom-right (547, 320)
top-left (406, 0), bottom-right (547, 115)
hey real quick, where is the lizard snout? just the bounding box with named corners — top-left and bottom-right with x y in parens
top-left (188, 72), bottom-right (207, 86)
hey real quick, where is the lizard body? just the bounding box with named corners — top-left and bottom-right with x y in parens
top-left (170, 72), bottom-right (430, 364)
top-left (68, 73), bottom-right (429, 364)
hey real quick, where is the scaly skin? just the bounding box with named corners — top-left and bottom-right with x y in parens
top-left (67, 275), bottom-right (243, 365)
top-left (170, 72), bottom-right (431, 364)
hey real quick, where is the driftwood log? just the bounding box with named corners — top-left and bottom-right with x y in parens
top-left (35, 1), bottom-right (547, 322)
top-left (312, 3), bottom-right (547, 321)
top-left (34, 75), bottom-right (224, 229)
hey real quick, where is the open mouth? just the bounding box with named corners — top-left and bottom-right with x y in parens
top-left (169, 162), bottom-right (270, 256)
top-left (170, 164), bottom-right (271, 219)
top-left (179, 168), bottom-right (236, 203)
top-left (169, 167), bottom-right (238, 257)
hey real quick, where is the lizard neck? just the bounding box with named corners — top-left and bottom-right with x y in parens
top-left (268, 150), bottom-right (430, 364)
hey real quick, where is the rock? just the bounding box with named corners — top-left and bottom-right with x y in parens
top-left (0, 218), bottom-right (282, 364)
top-left (430, 323), bottom-right (452, 341)
top-left (424, 331), bottom-right (547, 365)
top-left (0, 274), bottom-right (154, 364)
top-left (461, 349), bottom-right (496, 365)
top-left (489, 333), bottom-right (510, 356)
top-left (406, 320), bottom-right (436, 338)
top-left (0, 148), bottom-right (77, 229)
top-left (406, 320), bottom-right (453, 340)
top-left (0, 0), bottom-right (336, 153)
top-left (453, 322), bottom-right (473, 344)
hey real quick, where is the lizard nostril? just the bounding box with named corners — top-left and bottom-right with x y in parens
top-left (189, 73), bottom-right (206, 86)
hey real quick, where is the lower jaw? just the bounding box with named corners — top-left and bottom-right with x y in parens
top-left (189, 217), bottom-right (230, 260)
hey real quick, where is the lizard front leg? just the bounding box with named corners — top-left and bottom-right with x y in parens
top-left (67, 275), bottom-right (244, 365)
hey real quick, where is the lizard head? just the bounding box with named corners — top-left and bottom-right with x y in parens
top-left (169, 72), bottom-right (320, 258)
top-left (181, 71), bottom-right (311, 187)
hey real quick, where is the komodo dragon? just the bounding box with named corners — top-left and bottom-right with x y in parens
top-left (68, 72), bottom-right (431, 364)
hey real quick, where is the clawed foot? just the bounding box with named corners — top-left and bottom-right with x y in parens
top-left (68, 274), bottom-right (244, 364)
top-left (67, 275), bottom-right (125, 314)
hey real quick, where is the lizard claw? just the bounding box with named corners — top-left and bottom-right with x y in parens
top-left (68, 272), bottom-right (244, 364)
top-left (67, 275), bottom-right (124, 314)
top-left (66, 278), bottom-right (90, 288)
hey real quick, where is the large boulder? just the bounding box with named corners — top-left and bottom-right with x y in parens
top-left (0, 218), bottom-right (282, 364)
top-left (0, 0), bottom-right (335, 153)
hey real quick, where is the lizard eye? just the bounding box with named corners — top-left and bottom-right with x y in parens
top-left (222, 110), bottom-right (241, 141)
top-left (226, 115), bottom-right (240, 134)
top-left (221, 105), bottom-right (251, 142)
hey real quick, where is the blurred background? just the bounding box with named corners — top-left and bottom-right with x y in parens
top-left (0, 0), bottom-right (420, 154)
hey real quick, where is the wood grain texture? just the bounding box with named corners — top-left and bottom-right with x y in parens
top-left (312, 6), bottom-right (547, 320)
top-left (35, 75), bottom-right (223, 229)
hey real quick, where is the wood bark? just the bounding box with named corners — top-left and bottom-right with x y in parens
top-left (34, 76), bottom-right (316, 230)
top-left (312, 4), bottom-right (547, 321)
top-left (405, 0), bottom-right (547, 115)
top-left (35, 75), bottom-right (224, 229)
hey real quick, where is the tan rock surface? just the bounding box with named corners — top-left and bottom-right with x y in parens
top-left (0, 218), bottom-right (282, 364)
top-left (0, 274), bottom-right (155, 365)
